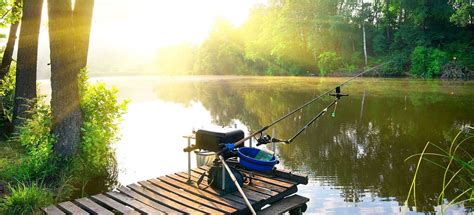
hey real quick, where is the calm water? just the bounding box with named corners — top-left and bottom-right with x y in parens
top-left (72, 76), bottom-right (474, 214)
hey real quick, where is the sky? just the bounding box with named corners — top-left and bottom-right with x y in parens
top-left (31, 0), bottom-right (263, 78)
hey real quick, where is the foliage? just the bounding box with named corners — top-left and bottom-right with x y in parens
top-left (167, 0), bottom-right (474, 78)
top-left (449, 0), bottom-right (474, 27)
top-left (0, 0), bottom-right (21, 26)
top-left (404, 128), bottom-right (473, 213)
top-left (1, 96), bottom-right (56, 183)
top-left (77, 69), bottom-right (127, 179)
top-left (410, 46), bottom-right (448, 78)
top-left (318, 52), bottom-right (340, 76)
top-left (0, 64), bottom-right (15, 125)
top-left (0, 68), bottom-right (127, 211)
top-left (0, 182), bottom-right (53, 214)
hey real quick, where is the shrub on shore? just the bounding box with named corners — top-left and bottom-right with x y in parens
top-left (0, 69), bottom-right (127, 213)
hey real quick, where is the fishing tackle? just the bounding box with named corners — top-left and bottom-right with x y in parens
top-left (217, 62), bottom-right (387, 152)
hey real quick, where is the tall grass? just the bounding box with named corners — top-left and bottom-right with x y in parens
top-left (0, 182), bottom-right (53, 215)
top-left (404, 126), bottom-right (473, 214)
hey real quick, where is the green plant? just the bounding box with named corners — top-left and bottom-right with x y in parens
top-left (0, 64), bottom-right (15, 124)
top-left (0, 182), bottom-right (53, 214)
top-left (76, 69), bottom-right (127, 180)
top-left (410, 46), bottom-right (448, 78)
top-left (318, 51), bottom-right (340, 76)
top-left (404, 128), bottom-right (473, 214)
top-left (2, 96), bottom-right (56, 182)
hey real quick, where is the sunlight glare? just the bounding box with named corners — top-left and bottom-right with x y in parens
top-left (91, 0), bottom-right (260, 51)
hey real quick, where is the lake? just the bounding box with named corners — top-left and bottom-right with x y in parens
top-left (49, 76), bottom-right (474, 214)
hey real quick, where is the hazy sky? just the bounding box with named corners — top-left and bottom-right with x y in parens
top-left (33, 0), bottom-right (263, 78)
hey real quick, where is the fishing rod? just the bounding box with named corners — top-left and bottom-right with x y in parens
top-left (219, 62), bottom-right (388, 153)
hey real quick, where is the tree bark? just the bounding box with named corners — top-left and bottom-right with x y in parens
top-left (12, 0), bottom-right (44, 128)
top-left (73, 0), bottom-right (94, 70)
top-left (48, 0), bottom-right (83, 157)
top-left (0, 1), bottom-right (20, 80)
top-left (362, 22), bottom-right (368, 66)
top-left (385, 0), bottom-right (390, 42)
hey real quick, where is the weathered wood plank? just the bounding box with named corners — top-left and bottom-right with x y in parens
top-left (91, 194), bottom-right (139, 215)
top-left (189, 168), bottom-right (271, 202)
top-left (57, 201), bottom-right (88, 215)
top-left (106, 191), bottom-right (164, 214)
top-left (158, 174), bottom-right (246, 210)
top-left (258, 195), bottom-right (309, 215)
top-left (138, 180), bottom-right (225, 214)
top-left (75, 197), bottom-right (113, 215)
top-left (43, 205), bottom-right (65, 215)
top-left (190, 168), bottom-right (281, 195)
top-left (149, 177), bottom-right (239, 213)
top-left (235, 169), bottom-right (295, 188)
top-left (45, 165), bottom-right (306, 215)
top-left (128, 183), bottom-right (203, 214)
top-left (201, 165), bottom-right (297, 188)
top-left (117, 186), bottom-right (182, 214)
top-left (195, 165), bottom-right (299, 210)
top-left (171, 172), bottom-right (253, 205)
top-left (273, 169), bottom-right (308, 185)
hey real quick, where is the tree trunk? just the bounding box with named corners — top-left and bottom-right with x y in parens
top-left (73, 0), bottom-right (94, 70)
top-left (362, 22), bottom-right (368, 66)
top-left (12, 0), bottom-right (44, 128)
top-left (48, 0), bottom-right (83, 157)
top-left (385, 0), bottom-right (390, 42)
top-left (0, 1), bottom-right (20, 80)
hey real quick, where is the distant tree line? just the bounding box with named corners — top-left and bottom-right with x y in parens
top-left (155, 0), bottom-right (474, 78)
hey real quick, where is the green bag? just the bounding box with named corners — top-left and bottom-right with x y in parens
top-left (208, 164), bottom-right (244, 193)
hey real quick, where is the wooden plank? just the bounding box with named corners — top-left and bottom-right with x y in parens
top-left (221, 162), bottom-right (303, 185)
top-left (138, 180), bottom-right (225, 214)
top-left (189, 168), bottom-right (271, 202)
top-left (149, 177), bottom-right (238, 213)
top-left (117, 186), bottom-right (182, 214)
top-left (75, 197), bottom-right (113, 215)
top-left (172, 172), bottom-right (252, 205)
top-left (258, 195), bottom-right (309, 215)
top-left (128, 183), bottom-right (204, 214)
top-left (234, 169), bottom-right (295, 188)
top-left (106, 191), bottom-right (164, 214)
top-left (273, 169), bottom-right (308, 185)
top-left (57, 201), bottom-right (88, 215)
top-left (201, 165), bottom-right (296, 188)
top-left (174, 171), bottom-right (269, 203)
top-left (195, 165), bottom-right (299, 211)
top-left (190, 168), bottom-right (281, 195)
top-left (91, 194), bottom-right (139, 215)
top-left (43, 205), bottom-right (66, 215)
top-left (158, 174), bottom-right (246, 209)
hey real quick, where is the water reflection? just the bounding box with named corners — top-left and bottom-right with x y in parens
top-left (108, 77), bottom-right (473, 214)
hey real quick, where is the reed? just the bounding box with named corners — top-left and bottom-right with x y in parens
top-left (404, 127), bottom-right (473, 214)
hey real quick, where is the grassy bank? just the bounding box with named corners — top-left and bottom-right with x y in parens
top-left (0, 69), bottom-right (127, 213)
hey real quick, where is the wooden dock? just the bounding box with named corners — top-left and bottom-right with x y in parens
top-left (43, 165), bottom-right (309, 214)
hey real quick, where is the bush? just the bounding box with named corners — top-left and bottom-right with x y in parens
top-left (0, 68), bottom-right (127, 210)
top-left (410, 46), bottom-right (448, 78)
top-left (318, 51), bottom-right (340, 76)
top-left (0, 183), bottom-right (53, 214)
top-left (76, 69), bottom-right (127, 179)
top-left (0, 64), bottom-right (15, 125)
top-left (2, 96), bottom-right (56, 183)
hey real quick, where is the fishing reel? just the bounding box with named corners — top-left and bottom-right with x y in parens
top-left (255, 132), bottom-right (288, 146)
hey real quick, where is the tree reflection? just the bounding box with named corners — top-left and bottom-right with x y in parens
top-left (154, 78), bottom-right (474, 212)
